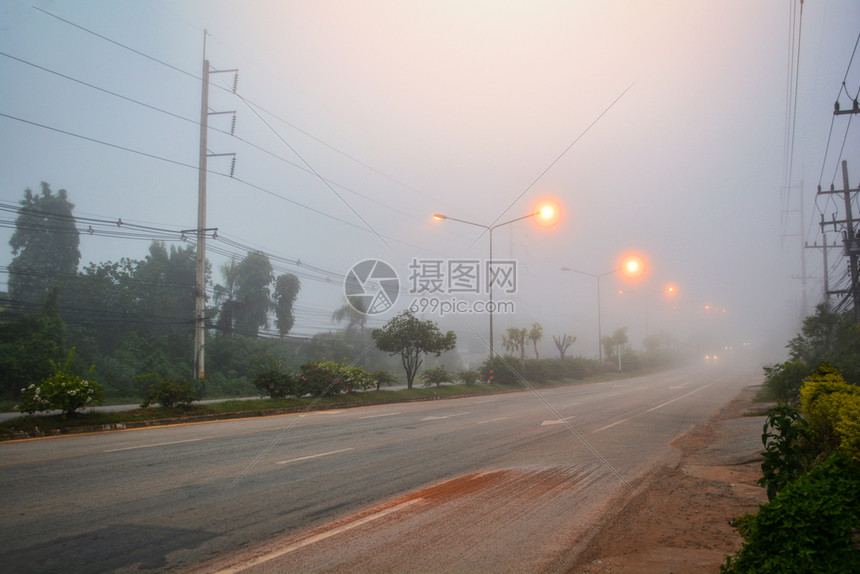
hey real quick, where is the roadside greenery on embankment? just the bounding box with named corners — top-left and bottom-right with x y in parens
top-left (722, 304), bottom-right (860, 573)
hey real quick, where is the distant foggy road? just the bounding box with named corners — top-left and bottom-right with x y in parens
top-left (0, 364), bottom-right (756, 573)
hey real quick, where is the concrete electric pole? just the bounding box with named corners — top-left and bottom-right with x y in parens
top-left (194, 31), bottom-right (237, 379)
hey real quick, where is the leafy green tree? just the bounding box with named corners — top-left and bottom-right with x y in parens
top-left (601, 327), bottom-right (628, 365)
top-left (214, 257), bottom-right (241, 337)
top-left (8, 183), bottom-right (80, 306)
top-left (234, 251), bottom-right (274, 337)
top-left (373, 311), bottom-right (456, 389)
top-left (273, 273), bottom-right (300, 337)
top-left (502, 327), bottom-right (527, 363)
top-left (0, 289), bottom-right (65, 399)
top-left (331, 299), bottom-right (368, 335)
top-left (528, 322), bottom-right (543, 359)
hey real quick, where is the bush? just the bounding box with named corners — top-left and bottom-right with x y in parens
top-left (757, 405), bottom-right (816, 500)
top-left (18, 349), bottom-right (103, 417)
top-left (479, 355), bottom-right (523, 386)
top-left (139, 375), bottom-right (198, 409)
top-left (421, 366), bottom-right (451, 387)
top-left (371, 370), bottom-right (398, 390)
top-left (457, 368), bottom-right (482, 385)
top-left (299, 360), bottom-right (374, 397)
top-left (762, 359), bottom-right (810, 403)
top-left (252, 361), bottom-right (298, 399)
top-left (722, 452), bottom-right (860, 573)
top-left (800, 363), bottom-right (860, 460)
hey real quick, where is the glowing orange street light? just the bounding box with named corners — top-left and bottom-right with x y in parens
top-left (433, 203), bottom-right (561, 376)
top-left (533, 198), bottom-right (561, 227)
top-left (619, 253), bottom-right (646, 280)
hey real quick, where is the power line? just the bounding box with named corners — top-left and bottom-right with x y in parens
top-left (32, 5), bottom-right (449, 214)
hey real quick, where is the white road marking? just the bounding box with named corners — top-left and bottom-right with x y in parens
top-left (476, 417), bottom-right (508, 424)
top-left (421, 412), bottom-right (470, 421)
top-left (669, 382), bottom-right (691, 389)
top-left (276, 448), bottom-right (354, 465)
top-left (103, 438), bottom-right (202, 452)
top-left (541, 416), bottom-right (577, 426)
top-left (592, 382), bottom-right (717, 433)
top-left (215, 498), bottom-right (424, 573)
top-left (359, 412), bottom-right (401, 419)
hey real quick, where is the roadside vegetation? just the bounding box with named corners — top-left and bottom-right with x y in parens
top-left (0, 182), bottom-right (679, 439)
top-left (721, 303), bottom-right (860, 573)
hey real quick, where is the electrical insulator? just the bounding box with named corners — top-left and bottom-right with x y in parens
top-left (230, 157), bottom-right (236, 177)
top-left (233, 73), bottom-right (239, 93)
top-left (231, 114), bottom-right (237, 135)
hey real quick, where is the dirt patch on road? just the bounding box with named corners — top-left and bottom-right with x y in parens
top-left (570, 385), bottom-right (770, 573)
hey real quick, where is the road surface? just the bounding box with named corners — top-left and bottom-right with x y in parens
top-left (0, 363), bottom-right (755, 573)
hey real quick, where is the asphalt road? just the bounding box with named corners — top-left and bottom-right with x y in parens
top-left (0, 363), bottom-right (756, 573)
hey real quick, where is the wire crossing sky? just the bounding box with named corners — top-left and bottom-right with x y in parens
top-left (1, 0), bottom-right (858, 357)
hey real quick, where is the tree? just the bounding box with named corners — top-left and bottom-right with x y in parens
top-left (502, 327), bottom-right (527, 363)
top-left (528, 322), bottom-right (543, 359)
top-left (553, 334), bottom-right (576, 359)
top-left (273, 273), bottom-right (300, 337)
top-left (331, 299), bottom-right (368, 335)
top-left (8, 183), bottom-right (80, 306)
top-left (0, 289), bottom-right (65, 399)
top-left (214, 258), bottom-right (241, 337)
top-left (373, 310), bottom-right (456, 389)
top-left (601, 327), bottom-right (628, 366)
top-left (233, 251), bottom-right (274, 337)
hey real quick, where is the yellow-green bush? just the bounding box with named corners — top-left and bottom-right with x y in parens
top-left (799, 363), bottom-right (860, 459)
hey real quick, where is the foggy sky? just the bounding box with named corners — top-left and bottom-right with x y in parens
top-left (1, 0), bottom-right (858, 365)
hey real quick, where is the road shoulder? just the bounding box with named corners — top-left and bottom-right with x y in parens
top-left (568, 383), bottom-right (770, 573)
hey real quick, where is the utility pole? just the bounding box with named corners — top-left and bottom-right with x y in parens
top-left (806, 232), bottom-right (839, 301)
top-left (783, 181), bottom-right (809, 318)
top-left (817, 161), bottom-right (860, 321)
top-left (194, 31), bottom-right (237, 379)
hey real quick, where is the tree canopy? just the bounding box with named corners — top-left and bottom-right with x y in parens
top-left (8, 182), bottom-right (80, 306)
top-left (373, 310), bottom-right (456, 389)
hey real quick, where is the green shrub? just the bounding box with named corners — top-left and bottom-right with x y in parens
top-left (299, 360), bottom-right (374, 397)
top-left (457, 368), bottom-right (482, 385)
top-left (479, 356), bottom-right (523, 386)
top-left (758, 405), bottom-right (816, 500)
top-left (371, 370), bottom-right (398, 390)
top-left (252, 361), bottom-right (298, 399)
top-left (722, 452), bottom-right (860, 573)
top-left (139, 375), bottom-right (198, 409)
top-left (800, 363), bottom-right (860, 459)
top-left (421, 366), bottom-right (451, 387)
top-left (762, 359), bottom-right (810, 403)
top-left (18, 349), bottom-right (103, 417)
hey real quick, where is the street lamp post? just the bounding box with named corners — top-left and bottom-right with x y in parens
top-left (561, 255), bottom-right (645, 364)
top-left (561, 267), bottom-right (618, 363)
top-left (433, 207), bottom-right (554, 377)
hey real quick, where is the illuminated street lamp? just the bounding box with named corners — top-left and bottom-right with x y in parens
top-left (433, 202), bottom-right (558, 377)
top-left (562, 254), bottom-right (645, 363)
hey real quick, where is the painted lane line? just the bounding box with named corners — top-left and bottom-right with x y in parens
top-left (541, 416), bottom-right (577, 426)
top-left (359, 412), bottom-right (401, 419)
top-left (276, 447), bottom-right (354, 465)
top-left (592, 381), bottom-right (717, 434)
top-left (103, 438), bottom-right (203, 452)
top-left (421, 411), bottom-right (471, 422)
top-left (669, 381), bottom-right (691, 389)
top-left (476, 417), bottom-right (508, 425)
top-left (215, 498), bottom-right (423, 574)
